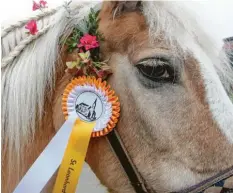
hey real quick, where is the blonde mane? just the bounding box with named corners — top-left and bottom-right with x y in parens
top-left (1, 0), bottom-right (233, 179)
top-left (1, 1), bottom-right (99, 163)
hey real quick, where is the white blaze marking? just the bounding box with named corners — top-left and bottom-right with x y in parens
top-left (188, 41), bottom-right (233, 143)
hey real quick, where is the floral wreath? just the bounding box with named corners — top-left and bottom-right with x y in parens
top-left (25, 1), bottom-right (111, 80)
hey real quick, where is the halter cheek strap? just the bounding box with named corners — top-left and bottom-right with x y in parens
top-left (107, 130), bottom-right (152, 193)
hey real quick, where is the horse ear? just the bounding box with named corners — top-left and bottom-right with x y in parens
top-left (110, 1), bottom-right (142, 17)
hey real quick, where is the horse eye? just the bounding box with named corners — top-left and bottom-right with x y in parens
top-left (136, 58), bottom-right (175, 82)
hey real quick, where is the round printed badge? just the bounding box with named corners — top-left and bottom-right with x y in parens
top-left (75, 91), bottom-right (103, 122)
top-left (62, 76), bottom-right (120, 137)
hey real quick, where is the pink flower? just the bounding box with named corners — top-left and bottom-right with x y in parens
top-left (32, 0), bottom-right (47, 11)
top-left (78, 34), bottom-right (99, 50)
top-left (32, 1), bottom-right (40, 11)
top-left (25, 20), bottom-right (38, 35)
top-left (39, 0), bottom-right (47, 7)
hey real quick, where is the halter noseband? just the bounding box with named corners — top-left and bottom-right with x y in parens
top-left (107, 130), bottom-right (233, 193)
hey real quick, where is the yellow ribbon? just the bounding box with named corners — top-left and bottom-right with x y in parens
top-left (53, 119), bottom-right (95, 193)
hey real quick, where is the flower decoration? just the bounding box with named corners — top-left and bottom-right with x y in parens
top-left (39, 0), bottom-right (47, 7)
top-left (25, 20), bottom-right (38, 35)
top-left (60, 8), bottom-right (112, 80)
top-left (26, 0), bottom-right (48, 35)
top-left (32, 0), bottom-right (47, 11)
top-left (78, 34), bottom-right (99, 50)
top-left (32, 1), bottom-right (40, 11)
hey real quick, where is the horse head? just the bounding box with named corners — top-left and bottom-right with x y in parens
top-left (2, 1), bottom-right (233, 193)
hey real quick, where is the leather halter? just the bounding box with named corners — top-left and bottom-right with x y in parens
top-left (107, 130), bottom-right (233, 193)
top-left (107, 130), bottom-right (152, 193)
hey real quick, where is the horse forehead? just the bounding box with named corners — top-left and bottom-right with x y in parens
top-left (98, 8), bottom-right (148, 53)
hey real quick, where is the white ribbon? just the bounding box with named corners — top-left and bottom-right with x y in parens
top-left (13, 118), bottom-right (76, 193)
top-left (13, 83), bottom-right (113, 193)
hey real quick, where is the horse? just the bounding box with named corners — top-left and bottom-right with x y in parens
top-left (2, 1), bottom-right (233, 193)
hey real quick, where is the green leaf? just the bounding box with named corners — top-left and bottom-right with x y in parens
top-left (66, 61), bottom-right (77, 69)
top-left (72, 42), bottom-right (77, 47)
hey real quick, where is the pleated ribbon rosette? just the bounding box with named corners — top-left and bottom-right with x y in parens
top-left (53, 76), bottom-right (120, 193)
top-left (13, 76), bottom-right (120, 193)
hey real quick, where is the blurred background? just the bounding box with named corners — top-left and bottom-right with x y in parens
top-left (1, 0), bottom-right (233, 46)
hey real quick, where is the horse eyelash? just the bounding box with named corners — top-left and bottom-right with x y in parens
top-left (137, 58), bottom-right (170, 67)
